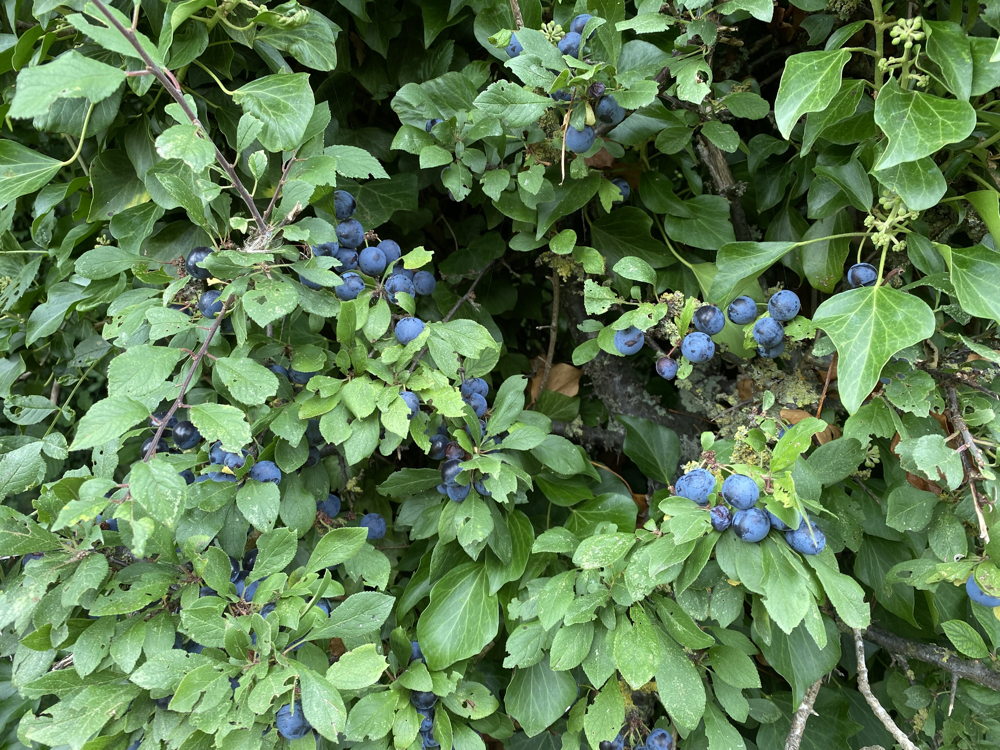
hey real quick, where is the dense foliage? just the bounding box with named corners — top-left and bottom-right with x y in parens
top-left (2, 0), bottom-right (1000, 749)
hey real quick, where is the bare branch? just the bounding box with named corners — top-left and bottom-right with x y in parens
top-left (264, 150), bottom-right (298, 224)
top-left (946, 385), bottom-right (991, 542)
top-left (509, 0), bottom-right (523, 29)
top-left (531, 269), bottom-right (561, 406)
top-left (860, 624), bottom-right (1000, 692)
top-left (853, 628), bottom-right (920, 750)
top-left (90, 0), bottom-right (268, 235)
top-left (408, 263), bottom-right (495, 374)
top-left (784, 679), bottom-right (822, 750)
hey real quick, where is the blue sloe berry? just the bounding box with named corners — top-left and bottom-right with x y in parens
top-left (722, 474), bottom-right (759, 510)
top-left (727, 295), bottom-right (758, 325)
top-left (768, 290), bottom-right (800, 321)
top-left (613, 326), bottom-right (644, 355)
top-left (733, 507), bottom-right (771, 543)
top-left (681, 332), bottom-right (715, 362)
top-left (752, 317), bottom-right (784, 348)
top-left (675, 468), bottom-right (715, 505)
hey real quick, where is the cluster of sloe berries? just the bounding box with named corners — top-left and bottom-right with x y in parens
top-left (409, 646), bottom-right (442, 749)
top-left (613, 289), bottom-right (803, 383)
top-left (312, 189), bottom-right (437, 306)
top-left (506, 14), bottom-right (628, 155)
top-left (433, 378), bottom-right (495, 502)
top-left (601, 727), bottom-right (674, 750)
top-left (673, 467), bottom-right (826, 554)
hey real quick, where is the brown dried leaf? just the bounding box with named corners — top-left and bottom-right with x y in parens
top-left (529, 359), bottom-right (582, 400)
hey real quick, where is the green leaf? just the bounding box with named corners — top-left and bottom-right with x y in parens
top-left (812, 287), bottom-right (936, 413)
top-left (872, 157), bottom-right (947, 211)
top-left (417, 562), bottom-right (498, 670)
top-left (805, 554), bottom-right (870, 628)
top-left (155, 124), bottom-right (216, 172)
top-left (345, 690), bottom-right (395, 741)
top-left (612, 257), bottom-right (656, 285)
top-left (656, 630), bottom-right (706, 731)
top-left (326, 145), bottom-right (389, 180)
top-left (949, 244), bottom-right (1000, 324)
top-left (256, 10), bottom-right (340, 71)
top-left (107, 344), bottom-right (184, 400)
top-left (309, 591), bottom-right (395, 640)
top-left (710, 241), bottom-right (795, 304)
top-left (9, 51), bottom-right (126, 119)
top-left (941, 619), bottom-right (989, 659)
top-left (613, 606), bottom-right (661, 689)
top-left (662, 195), bottom-right (735, 251)
top-left (69, 396), bottom-right (149, 450)
top-left (472, 81), bottom-right (554, 128)
top-left (232, 73), bottom-right (315, 152)
top-left (873, 79), bottom-right (976, 171)
top-left (215, 357), bottom-right (279, 405)
top-left (925, 21), bottom-right (973, 101)
top-left (327, 644), bottom-right (387, 690)
top-left (704, 703), bottom-right (747, 750)
top-left (189, 403), bottom-right (251, 453)
top-left (0, 516), bottom-right (64, 555)
top-left (701, 120), bottom-right (739, 152)
top-left (0, 443), bottom-right (48, 501)
top-left (895, 434), bottom-right (964, 491)
top-left (130, 459), bottom-right (186, 529)
top-left (236, 480), bottom-right (280, 532)
top-left (756, 618), bottom-right (841, 708)
top-left (572, 533), bottom-right (635, 569)
top-left (774, 50), bottom-right (850, 139)
top-left (504, 655), bottom-right (578, 737)
top-left (0, 140), bottom-right (63, 207)
top-left (488, 375), bottom-right (528, 435)
top-left (618, 415), bottom-right (680, 484)
top-left (584, 676), bottom-right (625, 748)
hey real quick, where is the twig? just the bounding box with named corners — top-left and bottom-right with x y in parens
top-left (694, 135), bottom-right (752, 242)
top-left (815, 353), bottom-right (837, 419)
top-left (90, 0), bottom-right (267, 235)
top-left (532, 269), bottom-right (561, 406)
top-left (947, 673), bottom-right (958, 717)
top-left (853, 628), bottom-right (920, 750)
top-left (784, 679), bottom-right (822, 750)
top-left (264, 150), bottom-right (298, 224)
top-left (559, 100), bottom-right (573, 185)
top-left (945, 386), bottom-right (990, 542)
top-left (509, 0), bottom-right (523, 29)
top-left (408, 263), bottom-right (494, 374)
top-left (143, 298), bottom-right (232, 461)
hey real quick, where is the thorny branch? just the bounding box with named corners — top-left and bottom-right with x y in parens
top-left (143, 297), bottom-right (233, 463)
top-left (264, 150), bottom-right (299, 225)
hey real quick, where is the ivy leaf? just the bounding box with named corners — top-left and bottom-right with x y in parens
top-left (232, 73), bottom-right (315, 152)
top-left (504, 655), bottom-right (577, 737)
top-left (925, 21), bottom-right (973, 101)
top-left (9, 51), bottom-right (126, 119)
top-left (873, 79), bottom-right (976, 171)
top-left (813, 287), bottom-right (935, 413)
top-left (872, 157), bottom-right (947, 211)
top-left (618, 414), bottom-right (680, 484)
top-left (710, 241), bottom-right (796, 304)
top-left (0, 141), bottom-right (63, 207)
top-left (948, 244), bottom-right (1000, 324)
top-left (416, 562), bottom-right (498, 671)
top-left (774, 50), bottom-right (850, 138)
